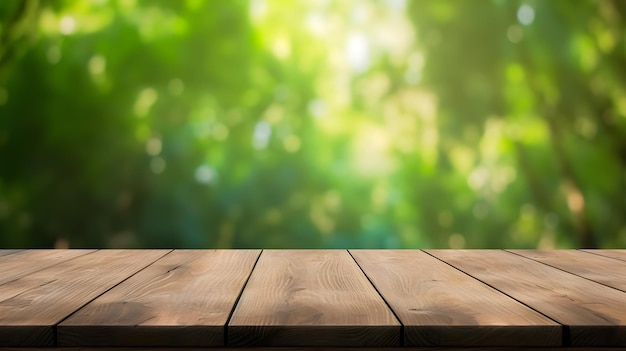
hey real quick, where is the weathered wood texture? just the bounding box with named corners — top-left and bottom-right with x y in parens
top-left (350, 250), bottom-right (561, 347)
top-left (0, 250), bottom-right (169, 347)
top-left (427, 250), bottom-right (626, 347)
top-left (58, 250), bottom-right (260, 347)
top-left (0, 249), bottom-right (94, 286)
top-left (0, 250), bottom-right (21, 257)
top-left (1, 249), bottom-right (626, 349)
top-left (228, 250), bottom-right (400, 347)
top-left (509, 249), bottom-right (626, 292)
top-left (581, 249), bottom-right (626, 262)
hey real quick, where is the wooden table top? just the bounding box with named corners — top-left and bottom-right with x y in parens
top-left (0, 249), bottom-right (624, 350)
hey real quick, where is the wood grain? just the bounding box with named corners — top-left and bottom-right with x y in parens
top-left (58, 250), bottom-right (260, 347)
top-left (0, 249), bottom-right (94, 286)
top-left (228, 250), bottom-right (400, 347)
top-left (0, 250), bottom-right (21, 257)
top-left (428, 250), bottom-right (626, 347)
top-left (350, 250), bottom-right (561, 347)
top-left (581, 249), bottom-right (626, 262)
top-left (0, 249), bottom-right (169, 347)
top-left (509, 249), bottom-right (626, 292)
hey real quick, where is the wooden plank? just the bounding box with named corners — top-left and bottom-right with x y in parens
top-left (0, 249), bottom-right (94, 286)
top-left (581, 249), bottom-right (626, 262)
top-left (509, 250), bottom-right (626, 292)
top-left (58, 249), bottom-right (260, 347)
top-left (228, 250), bottom-right (400, 347)
top-left (427, 250), bottom-right (626, 347)
top-left (0, 249), bottom-right (169, 347)
top-left (350, 250), bottom-right (561, 347)
top-left (0, 250), bottom-right (21, 257)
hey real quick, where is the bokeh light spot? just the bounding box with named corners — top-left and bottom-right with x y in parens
top-left (346, 32), bottom-right (370, 73)
top-left (507, 25), bottom-right (523, 43)
top-left (283, 135), bottom-right (301, 153)
top-left (88, 55), bottom-right (106, 75)
top-left (517, 4), bottom-right (535, 26)
top-left (59, 16), bottom-right (77, 35)
top-left (195, 165), bottom-right (217, 184)
top-left (253, 121), bottom-right (272, 149)
top-left (249, 0), bottom-right (266, 21)
top-left (134, 88), bottom-right (158, 117)
top-left (448, 233), bottom-right (466, 249)
top-left (308, 99), bottom-right (326, 118)
top-left (272, 36), bottom-right (291, 60)
top-left (145, 137), bottom-right (162, 156)
top-left (212, 123), bottom-right (229, 141)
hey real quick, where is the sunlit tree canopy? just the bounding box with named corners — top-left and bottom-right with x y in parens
top-left (1, 0), bottom-right (625, 248)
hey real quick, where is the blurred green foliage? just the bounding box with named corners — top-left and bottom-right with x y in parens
top-left (0, 0), bottom-right (625, 249)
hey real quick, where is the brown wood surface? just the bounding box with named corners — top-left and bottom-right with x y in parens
top-left (58, 250), bottom-right (261, 347)
top-left (0, 249), bottom-right (169, 347)
top-left (0, 250), bottom-right (21, 257)
top-left (350, 250), bottom-right (561, 347)
top-left (509, 249), bottom-right (626, 292)
top-left (581, 249), bottom-right (626, 262)
top-left (0, 249), bottom-right (94, 286)
top-left (228, 250), bottom-right (400, 347)
top-left (427, 250), bottom-right (626, 347)
top-left (1, 249), bottom-right (626, 349)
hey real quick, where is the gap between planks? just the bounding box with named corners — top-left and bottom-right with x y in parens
top-left (227, 250), bottom-right (401, 347)
top-left (4, 249), bottom-right (625, 348)
top-left (224, 249), bottom-right (264, 347)
top-left (57, 250), bottom-right (261, 347)
top-left (426, 250), bottom-right (626, 347)
top-left (351, 250), bottom-right (561, 347)
top-left (347, 250), bottom-right (406, 347)
top-left (506, 249), bottom-right (626, 293)
top-left (420, 250), bottom-right (568, 346)
top-left (52, 249), bottom-right (173, 346)
top-left (0, 250), bottom-right (172, 347)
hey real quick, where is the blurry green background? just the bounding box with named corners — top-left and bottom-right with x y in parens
top-left (1, 0), bottom-right (625, 249)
